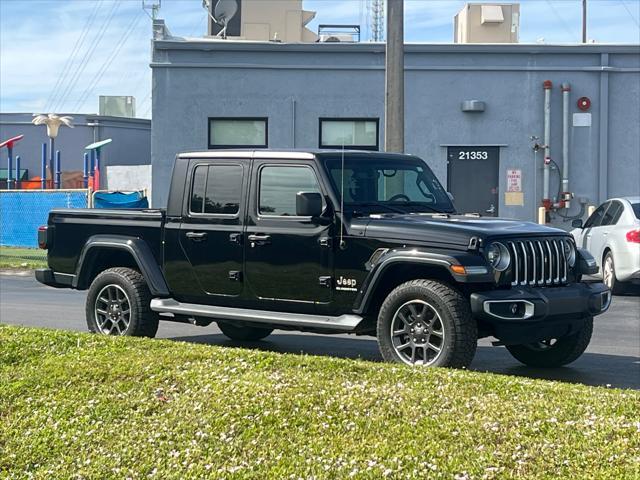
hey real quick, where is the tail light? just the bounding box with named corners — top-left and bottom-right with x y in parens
top-left (38, 226), bottom-right (48, 249)
top-left (626, 229), bottom-right (640, 243)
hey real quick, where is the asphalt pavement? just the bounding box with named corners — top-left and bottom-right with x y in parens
top-left (1, 272), bottom-right (638, 390)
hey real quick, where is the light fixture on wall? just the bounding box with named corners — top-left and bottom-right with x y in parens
top-left (461, 100), bottom-right (486, 113)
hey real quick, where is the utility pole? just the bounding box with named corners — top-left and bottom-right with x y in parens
top-left (582, 0), bottom-right (587, 43)
top-left (385, 0), bottom-right (404, 153)
top-left (142, 0), bottom-right (161, 21)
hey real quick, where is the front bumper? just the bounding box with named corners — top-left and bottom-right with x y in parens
top-left (470, 282), bottom-right (610, 344)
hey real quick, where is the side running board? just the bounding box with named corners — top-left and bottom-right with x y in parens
top-left (150, 298), bottom-right (363, 332)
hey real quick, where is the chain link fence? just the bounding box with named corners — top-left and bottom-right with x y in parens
top-left (0, 189), bottom-right (89, 267)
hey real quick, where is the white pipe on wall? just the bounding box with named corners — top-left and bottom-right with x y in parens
top-left (543, 80), bottom-right (552, 201)
top-left (561, 83), bottom-right (571, 195)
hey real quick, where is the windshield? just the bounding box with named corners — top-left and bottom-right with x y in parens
top-left (322, 155), bottom-right (455, 215)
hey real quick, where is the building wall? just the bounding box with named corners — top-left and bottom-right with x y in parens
top-left (151, 35), bottom-right (640, 228)
top-left (0, 113), bottom-right (151, 182)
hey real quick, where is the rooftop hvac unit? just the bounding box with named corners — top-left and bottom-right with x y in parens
top-left (454, 3), bottom-right (520, 43)
top-left (99, 96), bottom-right (136, 118)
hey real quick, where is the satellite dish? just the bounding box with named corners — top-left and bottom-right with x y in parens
top-left (213, 0), bottom-right (238, 38)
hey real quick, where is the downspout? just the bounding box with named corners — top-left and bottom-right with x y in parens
top-left (561, 83), bottom-right (571, 208)
top-left (542, 80), bottom-right (552, 208)
top-left (291, 97), bottom-right (296, 148)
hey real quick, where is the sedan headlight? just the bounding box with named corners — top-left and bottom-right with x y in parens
top-left (563, 239), bottom-right (576, 267)
top-left (486, 242), bottom-right (510, 272)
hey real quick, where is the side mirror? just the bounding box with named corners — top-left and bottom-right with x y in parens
top-left (447, 192), bottom-right (455, 202)
top-left (572, 219), bottom-right (583, 228)
top-left (296, 191), bottom-right (323, 217)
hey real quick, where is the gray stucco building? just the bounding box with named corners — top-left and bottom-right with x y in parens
top-left (150, 20), bottom-right (640, 226)
top-left (0, 113), bottom-right (150, 186)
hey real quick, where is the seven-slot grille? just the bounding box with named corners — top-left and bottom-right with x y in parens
top-left (507, 238), bottom-right (568, 286)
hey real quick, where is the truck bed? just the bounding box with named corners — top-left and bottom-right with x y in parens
top-left (46, 208), bottom-right (165, 276)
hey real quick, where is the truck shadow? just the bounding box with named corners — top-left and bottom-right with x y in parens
top-left (169, 333), bottom-right (640, 391)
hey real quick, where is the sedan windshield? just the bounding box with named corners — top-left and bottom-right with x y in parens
top-left (323, 155), bottom-right (455, 215)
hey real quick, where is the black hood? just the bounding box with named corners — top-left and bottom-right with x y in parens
top-left (351, 214), bottom-right (567, 247)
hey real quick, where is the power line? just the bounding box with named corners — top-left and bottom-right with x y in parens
top-left (141, 102), bottom-right (152, 119)
top-left (620, 0), bottom-right (640, 28)
top-left (45, 0), bottom-right (103, 112)
top-left (136, 87), bottom-right (152, 117)
top-left (545, 0), bottom-right (581, 42)
top-left (52, 0), bottom-right (122, 112)
top-left (74, 11), bottom-right (144, 111)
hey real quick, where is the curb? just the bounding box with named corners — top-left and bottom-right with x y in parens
top-left (0, 269), bottom-right (33, 277)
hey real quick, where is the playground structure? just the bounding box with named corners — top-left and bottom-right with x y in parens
top-left (1, 130), bottom-right (113, 191)
top-left (0, 134), bottom-right (24, 190)
top-left (1, 130), bottom-right (149, 257)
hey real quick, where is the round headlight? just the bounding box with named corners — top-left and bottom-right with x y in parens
top-left (486, 242), bottom-right (510, 272)
top-left (563, 239), bottom-right (576, 267)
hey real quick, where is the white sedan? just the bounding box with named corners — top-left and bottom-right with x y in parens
top-left (571, 196), bottom-right (640, 293)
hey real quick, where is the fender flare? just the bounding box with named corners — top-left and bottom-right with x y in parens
top-left (353, 249), bottom-right (492, 315)
top-left (73, 234), bottom-right (170, 296)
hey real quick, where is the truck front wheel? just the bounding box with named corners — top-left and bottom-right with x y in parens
top-left (505, 317), bottom-right (593, 368)
top-left (376, 279), bottom-right (477, 368)
top-left (217, 321), bottom-right (273, 341)
top-left (86, 267), bottom-right (159, 338)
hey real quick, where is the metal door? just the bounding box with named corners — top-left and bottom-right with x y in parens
top-left (447, 146), bottom-right (500, 217)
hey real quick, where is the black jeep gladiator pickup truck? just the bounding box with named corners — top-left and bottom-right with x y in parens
top-left (36, 150), bottom-right (610, 368)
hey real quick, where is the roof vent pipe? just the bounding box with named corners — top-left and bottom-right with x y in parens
top-left (542, 80), bottom-right (552, 207)
top-left (561, 83), bottom-right (571, 205)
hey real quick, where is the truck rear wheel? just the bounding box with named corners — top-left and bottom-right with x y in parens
top-left (217, 321), bottom-right (273, 341)
top-left (505, 317), bottom-right (593, 368)
top-left (376, 279), bottom-right (477, 368)
top-left (86, 267), bottom-right (159, 338)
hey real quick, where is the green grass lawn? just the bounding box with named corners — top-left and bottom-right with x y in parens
top-left (1, 325), bottom-right (638, 479)
top-left (0, 246), bottom-right (47, 269)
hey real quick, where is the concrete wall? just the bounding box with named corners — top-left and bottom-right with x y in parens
top-left (151, 33), bottom-right (640, 228)
top-left (0, 113), bottom-right (151, 182)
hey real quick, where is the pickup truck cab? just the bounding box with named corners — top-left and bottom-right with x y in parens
top-left (36, 150), bottom-right (610, 368)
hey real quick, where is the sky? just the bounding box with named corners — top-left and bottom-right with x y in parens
top-left (1, 0), bottom-right (639, 118)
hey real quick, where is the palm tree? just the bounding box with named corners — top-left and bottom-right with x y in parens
top-left (32, 114), bottom-right (74, 187)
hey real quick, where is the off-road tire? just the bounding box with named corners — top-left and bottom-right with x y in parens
top-left (506, 317), bottom-right (593, 367)
top-left (376, 279), bottom-right (477, 368)
top-left (86, 267), bottom-right (159, 337)
top-left (217, 321), bottom-right (273, 341)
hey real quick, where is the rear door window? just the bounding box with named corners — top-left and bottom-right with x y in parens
top-left (189, 164), bottom-right (243, 215)
top-left (632, 203), bottom-right (640, 220)
top-left (601, 201), bottom-right (623, 226)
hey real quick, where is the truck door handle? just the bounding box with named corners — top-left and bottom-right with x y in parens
top-left (186, 232), bottom-right (207, 241)
top-left (248, 234), bottom-right (271, 247)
